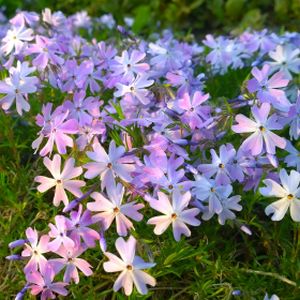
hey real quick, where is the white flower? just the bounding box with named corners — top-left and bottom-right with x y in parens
top-left (264, 293), bottom-right (280, 300)
top-left (260, 169), bottom-right (300, 221)
top-left (0, 61), bottom-right (38, 115)
top-left (103, 236), bottom-right (156, 296)
top-left (267, 45), bottom-right (300, 80)
top-left (1, 25), bottom-right (33, 55)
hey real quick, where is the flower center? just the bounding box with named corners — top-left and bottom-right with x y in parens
top-left (56, 179), bottom-right (62, 184)
top-left (171, 213), bottom-right (177, 220)
top-left (127, 64), bottom-right (131, 68)
top-left (219, 163), bottom-right (225, 169)
top-left (113, 207), bottom-right (120, 214)
top-left (210, 187), bottom-right (215, 193)
top-left (190, 107), bottom-right (194, 112)
top-left (126, 264), bottom-right (133, 270)
top-left (168, 184), bottom-right (174, 190)
top-left (287, 194), bottom-right (294, 200)
top-left (130, 86), bottom-right (134, 92)
top-left (107, 163), bottom-right (112, 169)
top-left (259, 126), bottom-right (265, 132)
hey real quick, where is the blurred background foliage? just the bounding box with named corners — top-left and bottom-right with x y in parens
top-left (1, 0), bottom-right (300, 35)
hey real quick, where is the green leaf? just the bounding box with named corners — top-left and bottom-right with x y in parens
top-left (132, 5), bottom-right (151, 34)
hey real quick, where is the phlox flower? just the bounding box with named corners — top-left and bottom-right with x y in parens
top-left (192, 176), bottom-right (242, 224)
top-left (0, 61), bottom-right (38, 115)
top-left (26, 264), bottom-right (68, 300)
top-left (42, 8), bottom-right (66, 28)
top-left (10, 11), bottom-right (39, 27)
top-left (217, 195), bottom-right (242, 225)
top-left (63, 90), bottom-right (100, 126)
top-left (264, 293), bottom-right (280, 300)
top-left (1, 25), bottom-right (33, 55)
top-left (147, 190), bottom-right (200, 241)
top-left (148, 42), bottom-right (184, 72)
top-left (96, 41), bottom-right (117, 70)
top-left (76, 120), bottom-right (106, 151)
top-left (73, 11), bottom-right (91, 29)
top-left (198, 144), bottom-right (236, 185)
top-left (284, 142), bottom-right (300, 172)
top-left (48, 216), bottom-right (75, 252)
top-left (38, 111), bottom-right (78, 156)
top-left (114, 75), bottom-right (154, 105)
top-left (49, 244), bottom-right (93, 284)
top-left (239, 30), bottom-right (276, 54)
top-left (286, 92), bottom-right (300, 140)
top-left (176, 91), bottom-right (210, 130)
top-left (192, 175), bottom-right (233, 215)
top-left (87, 182), bottom-right (144, 236)
top-left (232, 103), bottom-right (286, 156)
top-left (111, 50), bottom-right (150, 81)
top-left (68, 204), bottom-right (100, 248)
top-left (247, 64), bottom-right (290, 110)
top-left (141, 152), bottom-right (192, 192)
top-left (22, 227), bottom-right (49, 273)
top-left (84, 140), bottom-right (135, 190)
top-left (35, 154), bottom-right (85, 207)
top-left (260, 169), bottom-right (300, 221)
top-left (267, 45), bottom-right (300, 80)
top-left (203, 35), bottom-right (231, 73)
top-left (26, 35), bottom-right (64, 70)
top-left (103, 236), bottom-right (156, 296)
top-left (75, 60), bottom-right (102, 94)
top-left (166, 69), bottom-right (204, 97)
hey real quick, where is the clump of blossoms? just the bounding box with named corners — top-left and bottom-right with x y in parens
top-left (3, 8), bottom-right (300, 299)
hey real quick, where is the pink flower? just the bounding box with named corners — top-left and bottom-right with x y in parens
top-left (103, 236), bottom-right (156, 296)
top-left (87, 182), bottom-right (144, 236)
top-left (21, 227), bottom-right (49, 273)
top-left (247, 64), bottom-right (290, 110)
top-left (68, 205), bottom-right (100, 248)
top-left (176, 91), bottom-right (210, 129)
top-left (35, 154), bottom-right (85, 207)
top-left (49, 244), bottom-right (93, 284)
top-left (147, 190), bottom-right (200, 241)
top-left (26, 264), bottom-right (68, 300)
top-left (63, 90), bottom-right (100, 126)
top-left (84, 140), bottom-right (135, 190)
top-left (48, 216), bottom-right (75, 252)
top-left (38, 111), bottom-right (78, 156)
top-left (232, 103), bottom-right (286, 156)
top-left (26, 35), bottom-right (64, 70)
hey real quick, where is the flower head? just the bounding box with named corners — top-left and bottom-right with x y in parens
top-left (35, 154), bottom-right (85, 207)
top-left (103, 236), bottom-right (156, 296)
top-left (232, 103), bottom-right (286, 156)
top-left (147, 190), bottom-right (200, 241)
top-left (260, 169), bottom-right (300, 221)
top-left (84, 140), bottom-right (135, 190)
top-left (87, 182), bottom-right (144, 236)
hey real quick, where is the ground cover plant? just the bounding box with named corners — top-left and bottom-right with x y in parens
top-left (0, 7), bottom-right (300, 300)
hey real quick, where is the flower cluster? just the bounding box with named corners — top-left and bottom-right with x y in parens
top-left (3, 8), bottom-right (299, 299)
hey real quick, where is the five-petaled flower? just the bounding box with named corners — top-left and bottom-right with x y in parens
top-left (260, 169), bottom-right (300, 221)
top-left (35, 154), bottom-right (85, 207)
top-left (147, 190), bottom-right (200, 241)
top-left (103, 236), bottom-right (156, 296)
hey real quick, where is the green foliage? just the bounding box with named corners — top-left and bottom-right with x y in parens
top-left (2, 0), bottom-right (300, 35)
top-left (0, 1), bottom-right (300, 299)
